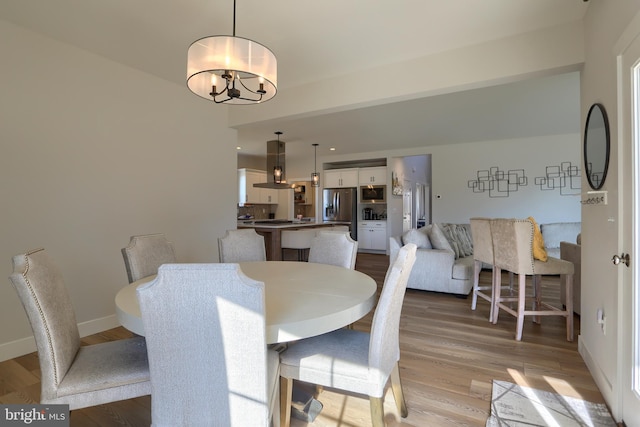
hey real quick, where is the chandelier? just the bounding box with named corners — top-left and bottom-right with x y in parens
top-left (186, 0), bottom-right (277, 104)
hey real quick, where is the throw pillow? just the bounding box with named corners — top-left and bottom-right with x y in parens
top-left (429, 223), bottom-right (454, 254)
top-left (402, 228), bottom-right (432, 249)
top-left (440, 223), bottom-right (461, 258)
top-left (455, 224), bottom-right (474, 257)
top-left (528, 216), bottom-right (548, 262)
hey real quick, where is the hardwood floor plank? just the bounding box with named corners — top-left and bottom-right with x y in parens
top-left (0, 253), bottom-right (613, 426)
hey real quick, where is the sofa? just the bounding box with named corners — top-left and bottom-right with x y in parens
top-left (389, 223), bottom-right (475, 296)
top-left (540, 222), bottom-right (581, 259)
top-left (390, 220), bottom-right (581, 297)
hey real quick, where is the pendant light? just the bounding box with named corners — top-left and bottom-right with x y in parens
top-left (311, 143), bottom-right (320, 187)
top-left (274, 131), bottom-right (284, 183)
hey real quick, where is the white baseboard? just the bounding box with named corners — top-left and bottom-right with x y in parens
top-left (579, 335), bottom-right (619, 420)
top-left (0, 315), bottom-right (120, 363)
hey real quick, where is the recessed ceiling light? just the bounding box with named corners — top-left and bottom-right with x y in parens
top-left (236, 146), bottom-right (242, 150)
top-left (330, 147), bottom-right (336, 151)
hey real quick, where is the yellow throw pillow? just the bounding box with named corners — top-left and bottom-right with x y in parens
top-left (528, 216), bottom-right (548, 262)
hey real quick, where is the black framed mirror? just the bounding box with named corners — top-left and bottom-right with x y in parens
top-left (584, 103), bottom-right (610, 190)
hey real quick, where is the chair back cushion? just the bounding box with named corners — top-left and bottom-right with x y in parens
top-left (470, 218), bottom-right (493, 265)
top-left (308, 231), bottom-right (358, 269)
top-left (368, 243), bottom-right (417, 391)
top-left (121, 233), bottom-right (177, 283)
top-left (218, 229), bottom-right (266, 262)
top-left (137, 263), bottom-right (271, 426)
top-left (9, 248), bottom-right (81, 401)
top-left (491, 219), bottom-right (536, 274)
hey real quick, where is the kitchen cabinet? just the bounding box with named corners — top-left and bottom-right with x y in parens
top-left (260, 187), bottom-right (278, 204)
top-left (357, 221), bottom-right (387, 251)
top-left (324, 168), bottom-right (358, 188)
top-left (238, 168), bottom-right (278, 205)
top-left (358, 166), bottom-right (387, 185)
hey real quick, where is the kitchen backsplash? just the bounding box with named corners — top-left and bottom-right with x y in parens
top-left (237, 205), bottom-right (276, 220)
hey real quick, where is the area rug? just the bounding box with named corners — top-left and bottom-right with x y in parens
top-left (486, 380), bottom-right (617, 426)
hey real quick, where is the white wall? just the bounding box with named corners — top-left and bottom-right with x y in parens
top-left (429, 134), bottom-right (581, 224)
top-left (0, 20), bottom-right (237, 360)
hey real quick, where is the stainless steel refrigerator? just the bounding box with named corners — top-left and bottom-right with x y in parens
top-left (323, 187), bottom-right (357, 241)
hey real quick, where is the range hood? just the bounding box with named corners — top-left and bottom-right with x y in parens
top-left (253, 139), bottom-right (292, 189)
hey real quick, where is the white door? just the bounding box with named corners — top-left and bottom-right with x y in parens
top-left (403, 180), bottom-right (412, 232)
top-left (620, 27), bottom-right (640, 424)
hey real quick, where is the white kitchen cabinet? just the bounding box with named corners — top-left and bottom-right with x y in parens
top-left (324, 168), bottom-right (358, 188)
top-left (238, 168), bottom-right (278, 205)
top-left (358, 166), bottom-right (387, 185)
top-left (357, 221), bottom-right (387, 251)
top-left (259, 187), bottom-right (278, 204)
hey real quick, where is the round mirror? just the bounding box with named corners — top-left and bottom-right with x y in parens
top-left (584, 103), bottom-right (610, 190)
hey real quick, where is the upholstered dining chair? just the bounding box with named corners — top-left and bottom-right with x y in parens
top-left (137, 263), bottom-right (280, 427)
top-left (279, 243), bottom-right (417, 427)
top-left (281, 229), bottom-right (317, 261)
top-left (121, 233), bottom-right (177, 283)
top-left (490, 218), bottom-right (574, 341)
top-left (308, 231), bottom-right (358, 269)
top-left (9, 248), bottom-right (151, 410)
top-left (218, 229), bottom-right (267, 262)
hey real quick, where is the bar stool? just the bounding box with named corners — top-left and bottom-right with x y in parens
top-left (490, 218), bottom-right (574, 341)
top-left (281, 229), bottom-right (317, 261)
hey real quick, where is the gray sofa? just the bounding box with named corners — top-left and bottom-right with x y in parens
top-left (390, 223), bottom-right (475, 296)
top-left (390, 221), bottom-right (581, 297)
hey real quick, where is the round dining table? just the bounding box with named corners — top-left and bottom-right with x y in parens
top-left (115, 261), bottom-right (378, 344)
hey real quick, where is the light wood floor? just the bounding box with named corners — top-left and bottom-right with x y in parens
top-left (0, 253), bottom-right (612, 426)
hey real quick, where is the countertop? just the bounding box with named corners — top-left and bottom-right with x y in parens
top-left (237, 220), bottom-right (350, 229)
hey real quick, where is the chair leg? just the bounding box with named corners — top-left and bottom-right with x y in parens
top-left (492, 267), bottom-right (502, 324)
top-left (471, 260), bottom-right (481, 310)
top-left (390, 362), bottom-right (408, 417)
top-left (369, 396), bottom-right (386, 427)
top-left (533, 275), bottom-right (542, 324)
top-left (280, 377), bottom-right (293, 427)
top-left (515, 274), bottom-right (526, 341)
top-left (566, 273), bottom-right (574, 341)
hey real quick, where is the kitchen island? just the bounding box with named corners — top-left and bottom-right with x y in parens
top-left (237, 220), bottom-right (351, 261)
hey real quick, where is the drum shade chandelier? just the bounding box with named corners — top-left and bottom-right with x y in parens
top-left (186, 0), bottom-right (277, 104)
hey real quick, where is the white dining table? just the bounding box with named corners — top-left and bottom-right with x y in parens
top-left (115, 261), bottom-right (378, 344)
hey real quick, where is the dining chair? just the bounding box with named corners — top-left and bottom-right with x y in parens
top-left (308, 231), bottom-right (358, 269)
top-left (121, 233), bottom-right (177, 283)
top-left (281, 229), bottom-right (317, 261)
top-left (218, 229), bottom-right (267, 262)
top-left (279, 243), bottom-right (417, 427)
top-left (490, 218), bottom-right (574, 341)
top-left (9, 248), bottom-right (151, 409)
top-left (136, 263), bottom-right (280, 427)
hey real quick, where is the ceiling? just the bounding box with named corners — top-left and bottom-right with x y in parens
top-left (0, 1), bottom-right (588, 162)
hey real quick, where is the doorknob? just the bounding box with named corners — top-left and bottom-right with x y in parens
top-left (612, 253), bottom-right (630, 267)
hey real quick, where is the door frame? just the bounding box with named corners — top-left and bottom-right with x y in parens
top-left (616, 12), bottom-right (640, 423)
